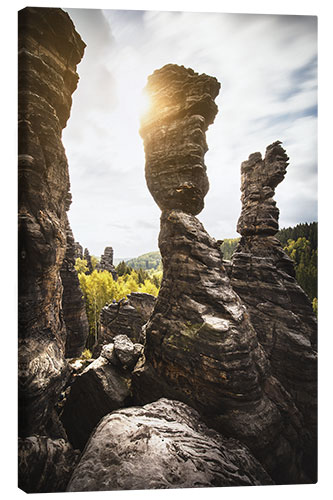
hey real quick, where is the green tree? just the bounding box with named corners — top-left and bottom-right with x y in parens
top-left (116, 260), bottom-right (133, 276)
top-left (283, 237), bottom-right (317, 306)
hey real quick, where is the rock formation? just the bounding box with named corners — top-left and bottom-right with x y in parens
top-left (229, 142), bottom-right (317, 479)
top-left (94, 292), bottom-right (156, 356)
top-left (96, 245), bottom-right (117, 279)
top-left (73, 241), bottom-right (83, 260)
top-left (18, 6), bottom-right (85, 492)
top-left (18, 436), bottom-right (80, 493)
top-left (140, 64), bottom-right (219, 215)
top-left (67, 398), bottom-right (273, 491)
top-left (135, 64), bottom-right (312, 484)
top-left (84, 247), bottom-right (93, 274)
top-left (18, 6), bottom-right (85, 437)
top-left (60, 219), bottom-right (89, 358)
top-left (61, 335), bottom-right (143, 450)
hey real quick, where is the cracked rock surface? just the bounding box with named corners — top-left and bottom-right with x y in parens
top-left (67, 399), bottom-right (273, 491)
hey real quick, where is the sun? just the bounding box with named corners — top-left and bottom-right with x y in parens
top-left (138, 88), bottom-right (153, 120)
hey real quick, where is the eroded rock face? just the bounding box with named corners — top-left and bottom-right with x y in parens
top-left (61, 219), bottom-right (89, 358)
top-left (96, 246), bottom-right (117, 279)
top-left (18, 7), bottom-right (85, 438)
top-left (230, 142), bottom-right (317, 479)
top-left (67, 398), bottom-right (274, 491)
top-left (136, 64), bottom-right (311, 484)
top-left (134, 210), bottom-right (308, 483)
top-left (61, 335), bottom-right (143, 450)
top-left (140, 64), bottom-right (220, 215)
top-left (73, 241), bottom-right (83, 260)
top-left (18, 435), bottom-right (80, 493)
top-left (94, 292), bottom-right (156, 356)
top-left (236, 141), bottom-right (289, 236)
top-left (84, 247), bottom-right (93, 274)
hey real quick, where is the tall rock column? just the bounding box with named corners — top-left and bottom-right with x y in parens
top-left (135, 65), bottom-right (310, 484)
top-left (18, 7), bottom-right (85, 437)
top-left (230, 142), bottom-right (317, 479)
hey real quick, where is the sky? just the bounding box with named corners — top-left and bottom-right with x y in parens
top-left (62, 7), bottom-right (317, 259)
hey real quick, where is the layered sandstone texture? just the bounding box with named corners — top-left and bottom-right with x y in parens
top-left (18, 6), bottom-right (85, 438)
top-left (61, 219), bottom-right (89, 358)
top-left (136, 64), bottom-right (312, 484)
top-left (74, 241), bottom-right (83, 259)
top-left (61, 335), bottom-right (143, 451)
top-left (67, 399), bottom-right (273, 491)
top-left (94, 292), bottom-right (156, 356)
top-left (230, 142), bottom-right (317, 479)
top-left (140, 64), bottom-right (220, 215)
top-left (18, 8), bottom-right (85, 495)
top-left (18, 435), bottom-right (80, 493)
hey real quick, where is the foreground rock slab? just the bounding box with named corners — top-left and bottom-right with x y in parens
top-left (67, 399), bottom-right (274, 491)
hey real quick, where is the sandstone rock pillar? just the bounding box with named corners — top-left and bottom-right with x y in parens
top-left (18, 6), bottom-right (85, 437)
top-left (135, 64), bottom-right (310, 484)
top-left (230, 142), bottom-right (317, 480)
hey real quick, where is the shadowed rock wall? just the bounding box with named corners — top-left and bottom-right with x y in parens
top-left (18, 5), bottom-right (85, 482)
top-left (60, 219), bottom-right (89, 358)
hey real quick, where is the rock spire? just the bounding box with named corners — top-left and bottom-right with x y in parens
top-left (230, 142), bottom-right (317, 480)
top-left (135, 64), bottom-right (311, 484)
top-left (18, 6), bottom-right (85, 492)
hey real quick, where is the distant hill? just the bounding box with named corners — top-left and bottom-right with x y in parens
top-left (125, 251), bottom-right (161, 270)
top-left (114, 257), bottom-right (133, 266)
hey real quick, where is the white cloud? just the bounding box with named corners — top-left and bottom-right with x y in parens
top-left (62, 8), bottom-right (317, 257)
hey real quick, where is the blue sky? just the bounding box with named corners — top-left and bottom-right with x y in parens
top-left (63, 8), bottom-right (317, 258)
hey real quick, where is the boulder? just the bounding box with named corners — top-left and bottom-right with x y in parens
top-left (67, 399), bottom-right (274, 491)
top-left (61, 335), bottom-right (143, 450)
top-left (95, 292), bottom-right (155, 355)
